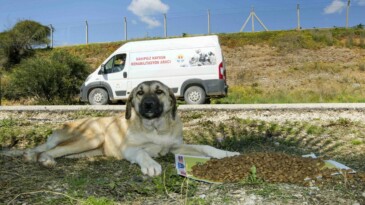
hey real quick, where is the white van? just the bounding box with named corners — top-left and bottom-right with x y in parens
top-left (80, 35), bottom-right (227, 105)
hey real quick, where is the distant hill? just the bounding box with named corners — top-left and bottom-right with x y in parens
top-left (4, 28), bottom-right (365, 104)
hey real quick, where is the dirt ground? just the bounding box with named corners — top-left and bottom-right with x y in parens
top-left (1, 109), bottom-right (365, 204)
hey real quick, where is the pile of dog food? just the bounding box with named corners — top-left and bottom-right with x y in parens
top-left (191, 152), bottom-right (365, 185)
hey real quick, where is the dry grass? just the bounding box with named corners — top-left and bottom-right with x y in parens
top-left (0, 110), bottom-right (365, 204)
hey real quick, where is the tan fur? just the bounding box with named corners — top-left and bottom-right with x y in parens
top-left (1, 81), bottom-right (239, 176)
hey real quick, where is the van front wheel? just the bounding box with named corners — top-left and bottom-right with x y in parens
top-left (184, 86), bottom-right (206, 104)
top-left (88, 88), bottom-right (109, 105)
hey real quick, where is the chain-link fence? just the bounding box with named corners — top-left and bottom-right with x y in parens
top-left (50, 4), bottom-right (365, 47)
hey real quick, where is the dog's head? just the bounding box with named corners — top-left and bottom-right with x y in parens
top-left (126, 81), bottom-right (177, 120)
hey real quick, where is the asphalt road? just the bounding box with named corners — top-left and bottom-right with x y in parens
top-left (1, 103), bottom-right (365, 112)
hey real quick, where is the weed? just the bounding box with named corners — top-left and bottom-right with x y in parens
top-left (306, 125), bottom-right (324, 135)
top-left (337, 118), bottom-right (353, 127)
top-left (0, 118), bottom-right (18, 127)
top-left (187, 197), bottom-right (210, 205)
top-left (238, 165), bottom-right (264, 186)
top-left (70, 110), bottom-right (109, 118)
top-left (351, 139), bottom-right (362, 145)
top-left (311, 29), bottom-right (335, 46)
top-left (185, 112), bottom-right (204, 120)
top-left (84, 196), bottom-right (115, 205)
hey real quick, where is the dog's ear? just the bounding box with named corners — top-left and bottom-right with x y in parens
top-left (125, 92), bottom-right (133, 120)
top-left (169, 88), bottom-right (177, 120)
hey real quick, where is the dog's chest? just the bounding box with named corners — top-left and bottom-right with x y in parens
top-left (129, 129), bottom-right (181, 146)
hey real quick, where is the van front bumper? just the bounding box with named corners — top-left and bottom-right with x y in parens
top-left (79, 83), bottom-right (88, 102)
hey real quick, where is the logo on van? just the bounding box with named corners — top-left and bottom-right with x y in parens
top-left (176, 54), bottom-right (185, 63)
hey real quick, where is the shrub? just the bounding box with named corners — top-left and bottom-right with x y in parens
top-left (5, 51), bottom-right (89, 104)
top-left (0, 20), bottom-right (50, 70)
top-left (270, 31), bottom-right (318, 53)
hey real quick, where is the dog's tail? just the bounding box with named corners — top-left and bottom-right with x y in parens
top-left (0, 148), bottom-right (26, 157)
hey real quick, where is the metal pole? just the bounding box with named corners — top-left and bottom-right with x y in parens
top-left (346, 0), bottom-right (350, 28)
top-left (240, 12), bottom-right (252, 32)
top-left (49, 24), bottom-right (54, 48)
top-left (124, 17), bottom-right (127, 41)
top-left (208, 9), bottom-right (211, 34)
top-left (253, 13), bottom-right (269, 31)
top-left (297, 4), bottom-right (301, 30)
top-left (251, 7), bottom-right (254, 32)
top-left (164, 13), bottom-right (167, 38)
top-left (85, 20), bottom-right (89, 44)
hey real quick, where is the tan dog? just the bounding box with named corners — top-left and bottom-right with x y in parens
top-left (2, 81), bottom-right (239, 176)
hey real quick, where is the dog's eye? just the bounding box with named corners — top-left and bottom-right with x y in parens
top-left (137, 91), bottom-right (144, 96)
top-left (155, 90), bottom-right (164, 95)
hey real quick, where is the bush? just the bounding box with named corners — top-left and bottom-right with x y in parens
top-left (5, 51), bottom-right (89, 104)
top-left (0, 20), bottom-right (50, 70)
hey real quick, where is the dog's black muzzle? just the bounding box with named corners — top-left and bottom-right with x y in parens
top-left (139, 95), bottom-right (163, 119)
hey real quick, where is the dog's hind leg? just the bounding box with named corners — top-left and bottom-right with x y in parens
top-left (65, 148), bottom-right (103, 158)
top-left (24, 131), bottom-right (70, 162)
top-left (38, 134), bottom-right (104, 167)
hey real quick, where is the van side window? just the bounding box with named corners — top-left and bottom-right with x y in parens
top-left (104, 54), bottom-right (126, 74)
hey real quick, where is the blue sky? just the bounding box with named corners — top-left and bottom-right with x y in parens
top-left (1, 0), bottom-right (364, 46)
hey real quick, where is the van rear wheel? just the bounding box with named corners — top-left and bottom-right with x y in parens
top-left (88, 88), bottom-right (109, 105)
top-left (184, 86), bottom-right (206, 104)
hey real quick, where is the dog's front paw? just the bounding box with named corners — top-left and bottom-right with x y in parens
top-left (23, 149), bottom-right (38, 162)
top-left (38, 153), bottom-right (57, 168)
top-left (140, 159), bottom-right (162, 177)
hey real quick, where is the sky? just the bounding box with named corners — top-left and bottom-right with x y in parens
top-left (1, 0), bottom-right (364, 46)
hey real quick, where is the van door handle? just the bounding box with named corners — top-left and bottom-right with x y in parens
top-left (123, 72), bottom-right (127, 78)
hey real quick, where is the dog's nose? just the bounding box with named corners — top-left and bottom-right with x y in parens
top-left (144, 99), bottom-right (155, 109)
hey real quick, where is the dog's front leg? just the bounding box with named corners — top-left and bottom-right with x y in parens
top-left (171, 144), bottom-right (240, 159)
top-left (123, 147), bottom-right (162, 177)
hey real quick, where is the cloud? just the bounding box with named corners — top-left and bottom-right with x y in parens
top-left (324, 0), bottom-right (346, 14)
top-left (128, 0), bottom-right (169, 28)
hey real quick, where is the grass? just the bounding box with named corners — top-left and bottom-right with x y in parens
top-left (1, 27), bottom-right (365, 105)
top-left (219, 28), bottom-right (365, 49)
top-left (1, 109), bottom-right (365, 204)
top-left (212, 85), bottom-right (365, 104)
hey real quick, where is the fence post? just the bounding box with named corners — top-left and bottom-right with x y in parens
top-left (124, 17), bottom-right (128, 41)
top-left (297, 4), bottom-right (301, 30)
top-left (164, 13), bottom-right (167, 38)
top-left (346, 0), bottom-right (350, 28)
top-left (208, 9), bottom-right (211, 34)
top-left (85, 20), bottom-right (89, 44)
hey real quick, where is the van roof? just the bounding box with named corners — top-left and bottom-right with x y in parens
top-left (115, 35), bottom-right (219, 53)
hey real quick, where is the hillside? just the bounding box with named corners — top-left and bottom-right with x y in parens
top-left (223, 44), bottom-right (365, 103)
top-left (5, 28), bottom-right (365, 104)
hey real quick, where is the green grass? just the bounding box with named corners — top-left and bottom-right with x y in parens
top-left (212, 85), bottom-right (365, 104)
top-left (351, 139), bottom-right (363, 145)
top-left (1, 111), bottom-right (365, 204)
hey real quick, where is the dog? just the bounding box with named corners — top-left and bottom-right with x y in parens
top-left (1, 81), bottom-right (239, 176)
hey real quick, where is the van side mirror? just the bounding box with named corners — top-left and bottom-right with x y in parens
top-left (99, 64), bottom-right (106, 75)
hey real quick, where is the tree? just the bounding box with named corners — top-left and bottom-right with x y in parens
top-left (6, 51), bottom-right (89, 104)
top-left (355, 24), bottom-right (364, 29)
top-left (0, 20), bottom-right (50, 70)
